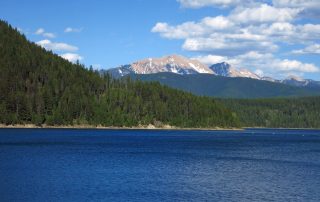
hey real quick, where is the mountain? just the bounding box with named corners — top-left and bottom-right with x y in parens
top-left (282, 76), bottom-right (320, 89)
top-left (130, 72), bottom-right (320, 98)
top-left (107, 55), bottom-right (214, 78)
top-left (209, 62), bottom-right (260, 79)
top-left (106, 57), bottom-right (320, 97)
top-left (104, 64), bottom-right (135, 78)
top-left (0, 20), bottom-right (239, 128)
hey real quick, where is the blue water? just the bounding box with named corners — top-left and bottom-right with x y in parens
top-left (0, 129), bottom-right (320, 202)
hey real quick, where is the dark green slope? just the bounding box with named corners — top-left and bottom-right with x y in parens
top-left (221, 97), bottom-right (320, 128)
top-left (0, 20), bottom-right (238, 128)
top-left (131, 73), bottom-right (320, 98)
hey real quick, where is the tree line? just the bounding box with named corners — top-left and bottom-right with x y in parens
top-left (221, 97), bottom-right (320, 128)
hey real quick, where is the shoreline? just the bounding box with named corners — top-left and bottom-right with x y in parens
top-left (0, 124), bottom-right (242, 131)
top-left (244, 127), bottom-right (320, 130)
top-left (1, 125), bottom-right (318, 131)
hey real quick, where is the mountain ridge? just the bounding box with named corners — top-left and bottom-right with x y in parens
top-left (129, 72), bottom-right (320, 98)
top-left (209, 62), bottom-right (261, 80)
top-left (106, 55), bottom-right (320, 89)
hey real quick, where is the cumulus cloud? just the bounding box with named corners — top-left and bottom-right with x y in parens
top-left (235, 52), bottom-right (319, 74)
top-left (152, 16), bottom-right (234, 39)
top-left (229, 4), bottom-right (301, 24)
top-left (202, 16), bottom-right (234, 29)
top-left (152, 22), bottom-right (198, 39)
top-left (34, 27), bottom-right (83, 63)
top-left (192, 55), bottom-right (228, 64)
top-left (152, 0), bottom-right (320, 78)
top-left (60, 53), bottom-right (83, 63)
top-left (64, 27), bottom-right (83, 33)
top-left (193, 52), bottom-right (319, 78)
top-left (292, 44), bottom-right (320, 54)
top-left (182, 35), bottom-right (277, 55)
top-left (179, 0), bottom-right (320, 10)
top-left (237, 51), bottom-right (273, 60)
top-left (36, 39), bottom-right (78, 52)
top-left (35, 28), bottom-right (56, 38)
top-left (177, 0), bottom-right (244, 8)
top-left (272, 0), bottom-right (320, 19)
top-left (272, 0), bottom-right (320, 8)
top-left (273, 59), bottom-right (319, 73)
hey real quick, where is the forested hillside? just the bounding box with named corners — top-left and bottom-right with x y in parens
top-left (0, 20), bottom-right (239, 128)
top-left (222, 97), bottom-right (320, 128)
top-left (131, 73), bottom-right (320, 98)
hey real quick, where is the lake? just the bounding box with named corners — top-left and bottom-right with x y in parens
top-left (0, 128), bottom-right (320, 202)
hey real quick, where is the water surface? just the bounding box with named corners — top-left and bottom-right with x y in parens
top-left (0, 128), bottom-right (320, 202)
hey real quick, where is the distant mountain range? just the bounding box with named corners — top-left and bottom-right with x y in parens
top-left (107, 55), bottom-right (214, 77)
top-left (104, 55), bottom-right (320, 98)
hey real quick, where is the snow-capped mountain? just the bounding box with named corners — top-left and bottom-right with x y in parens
top-left (106, 55), bottom-right (214, 78)
top-left (209, 62), bottom-right (261, 80)
top-left (105, 55), bottom-right (320, 89)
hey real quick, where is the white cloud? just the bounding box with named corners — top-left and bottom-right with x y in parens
top-left (60, 53), bottom-right (83, 63)
top-left (35, 28), bottom-right (45, 35)
top-left (202, 16), bottom-right (234, 30)
top-left (153, 0), bottom-right (320, 78)
top-left (299, 24), bottom-right (320, 40)
top-left (262, 22), bottom-right (295, 36)
top-left (193, 52), bottom-right (319, 78)
top-left (237, 51), bottom-right (273, 60)
top-left (272, 0), bottom-right (320, 8)
top-left (257, 23), bottom-right (320, 43)
top-left (64, 27), bottom-right (83, 33)
top-left (235, 52), bottom-right (319, 74)
top-left (292, 44), bottom-right (320, 54)
top-left (152, 6), bottom-right (320, 52)
top-left (178, 0), bottom-right (320, 10)
top-left (43, 32), bottom-right (56, 38)
top-left (152, 16), bottom-right (234, 39)
top-left (36, 39), bottom-right (78, 52)
top-left (230, 4), bottom-right (301, 24)
top-left (152, 22), bottom-right (200, 39)
top-left (35, 28), bottom-right (56, 38)
top-left (182, 36), bottom-right (277, 55)
top-left (192, 54), bottom-right (228, 64)
top-left (273, 59), bottom-right (319, 72)
top-left (177, 0), bottom-right (244, 8)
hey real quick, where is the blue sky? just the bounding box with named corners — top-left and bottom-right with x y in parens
top-left (1, 0), bottom-right (320, 80)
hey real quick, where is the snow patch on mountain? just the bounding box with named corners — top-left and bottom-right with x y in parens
top-left (115, 55), bottom-right (214, 76)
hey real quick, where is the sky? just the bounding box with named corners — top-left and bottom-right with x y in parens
top-left (1, 0), bottom-right (320, 80)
